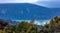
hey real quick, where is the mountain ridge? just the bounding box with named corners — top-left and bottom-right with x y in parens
top-left (0, 3), bottom-right (60, 20)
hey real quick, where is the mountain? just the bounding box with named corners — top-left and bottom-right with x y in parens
top-left (50, 8), bottom-right (60, 16)
top-left (6, 20), bottom-right (19, 25)
top-left (0, 19), bottom-right (19, 25)
top-left (0, 3), bottom-right (60, 20)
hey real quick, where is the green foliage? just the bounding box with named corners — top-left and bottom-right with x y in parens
top-left (4, 20), bottom-right (38, 33)
top-left (43, 16), bottom-right (60, 33)
top-left (4, 24), bottom-right (16, 33)
top-left (3, 16), bottom-right (60, 33)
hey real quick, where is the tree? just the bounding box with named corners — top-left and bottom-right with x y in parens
top-left (50, 19), bottom-right (54, 27)
top-left (16, 21), bottom-right (31, 33)
top-left (54, 16), bottom-right (59, 23)
top-left (0, 20), bottom-right (8, 30)
top-left (30, 19), bottom-right (35, 24)
top-left (4, 24), bottom-right (16, 33)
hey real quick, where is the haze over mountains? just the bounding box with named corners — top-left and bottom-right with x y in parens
top-left (0, 3), bottom-right (60, 20)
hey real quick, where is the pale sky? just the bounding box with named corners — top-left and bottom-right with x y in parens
top-left (36, 0), bottom-right (60, 8)
top-left (0, 0), bottom-right (38, 3)
top-left (0, 0), bottom-right (60, 8)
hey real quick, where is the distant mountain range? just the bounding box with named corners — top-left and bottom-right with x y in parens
top-left (0, 3), bottom-right (60, 20)
top-left (0, 19), bottom-right (19, 25)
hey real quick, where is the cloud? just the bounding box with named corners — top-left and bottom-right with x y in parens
top-left (0, 0), bottom-right (38, 3)
top-left (13, 20), bottom-right (50, 25)
top-left (38, 0), bottom-right (60, 2)
top-left (34, 20), bottom-right (50, 25)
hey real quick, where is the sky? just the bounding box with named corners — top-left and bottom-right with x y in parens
top-left (0, 0), bottom-right (60, 8)
top-left (36, 0), bottom-right (60, 8)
